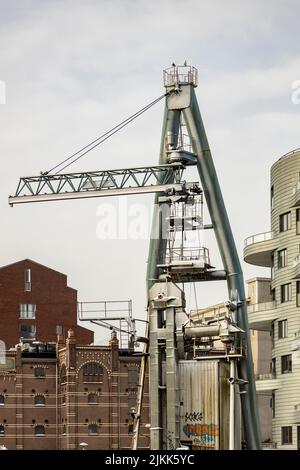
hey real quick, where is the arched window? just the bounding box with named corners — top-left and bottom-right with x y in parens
top-left (88, 423), bottom-right (98, 435)
top-left (83, 363), bottom-right (103, 383)
top-left (0, 424), bottom-right (5, 435)
top-left (35, 425), bottom-right (45, 436)
top-left (88, 393), bottom-right (98, 404)
top-left (34, 367), bottom-right (45, 378)
top-left (60, 365), bottom-right (67, 384)
top-left (0, 394), bottom-right (4, 405)
top-left (34, 394), bottom-right (45, 406)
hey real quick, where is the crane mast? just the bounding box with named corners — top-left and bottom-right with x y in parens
top-left (8, 64), bottom-right (261, 450)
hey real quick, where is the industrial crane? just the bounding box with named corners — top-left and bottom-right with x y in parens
top-left (9, 64), bottom-right (261, 450)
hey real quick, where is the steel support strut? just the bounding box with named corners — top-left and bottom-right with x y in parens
top-left (146, 83), bottom-right (261, 449)
top-left (182, 88), bottom-right (261, 450)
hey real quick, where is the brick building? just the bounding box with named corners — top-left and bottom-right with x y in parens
top-left (0, 259), bottom-right (93, 348)
top-left (0, 330), bottom-right (150, 450)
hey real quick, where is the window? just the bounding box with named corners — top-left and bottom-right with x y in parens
top-left (20, 324), bottom-right (36, 340)
top-left (278, 320), bottom-right (288, 339)
top-left (83, 363), bottom-right (103, 383)
top-left (60, 365), bottom-right (67, 384)
top-left (297, 281), bottom-right (300, 307)
top-left (271, 392), bottom-right (275, 418)
top-left (271, 322), bottom-right (275, 348)
top-left (271, 358), bottom-right (276, 375)
top-left (62, 395), bottom-right (66, 405)
top-left (62, 424), bottom-right (66, 435)
top-left (34, 394), bottom-right (45, 406)
top-left (128, 366), bottom-right (138, 390)
top-left (279, 212), bottom-right (291, 232)
top-left (281, 426), bottom-right (292, 445)
top-left (281, 354), bottom-right (292, 374)
top-left (35, 425), bottom-right (45, 436)
top-left (0, 424), bottom-right (5, 435)
top-left (271, 288), bottom-right (276, 302)
top-left (278, 249), bottom-right (287, 268)
top-left (271, 185), bottom-right (274, 210)
top-left (281, 283), bottom-right (291, 303)
top-left (88, 423), bottom-right (98, 435)
top-left (34, 367), bottom-right (45, 378)
top-left (297, 209), bottom-right (300, 234)
top-left (24, 269), bottom-right (31, 292)
top-left (88, 393), bottom-right (98, 404)
top-left (19, 304), bottom-right (36, 319)
top-left (0, 394), bottom-right (4, 406)
top-left (56, 325), bottom-right (63, 336)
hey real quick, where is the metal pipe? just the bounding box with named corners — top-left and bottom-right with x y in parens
top-left (229, 360), bottom-right (235, 450)
top-left (184, 325), bottom-right (219, 337)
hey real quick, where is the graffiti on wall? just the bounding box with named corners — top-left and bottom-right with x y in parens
top-left (182, 422), bottom-right (219, 445)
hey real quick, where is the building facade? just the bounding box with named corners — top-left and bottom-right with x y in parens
top-left (244, 148), bottom-right (300, 450)
top-left (0, 330), bottom-right (150, 450)
top-left (0, 259), bottom-right (93, 348)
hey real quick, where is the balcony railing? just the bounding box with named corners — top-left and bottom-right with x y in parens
top-left (255, 373), bottom-right (276, 381)
top-left (262, 442), bottom-right (277, 449)
top-left (247, 301), bottom-right (276, 314)
top-left (244, 231), bottom-right (273, 247)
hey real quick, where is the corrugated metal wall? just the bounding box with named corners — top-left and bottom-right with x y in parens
top-left (178, 360), bottom-right (229, 450)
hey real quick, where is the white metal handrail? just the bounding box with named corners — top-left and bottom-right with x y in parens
top-left (247, 301), bottom-right (276, 314)
top-left (244, 231), bottom-right (273, 247)
top-left (165, 246), bottom-right (210, 264)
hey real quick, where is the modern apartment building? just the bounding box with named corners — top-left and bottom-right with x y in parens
top-left (244, 148), bottom-right (300, 450)
top-left (0, 330), bottom-right (150, 450)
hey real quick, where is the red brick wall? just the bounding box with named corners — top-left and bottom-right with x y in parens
top-left (0, 259), bottom-right (93, 347)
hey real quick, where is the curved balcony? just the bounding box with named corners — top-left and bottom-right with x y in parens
top-left (255, 373), bottom-right (281, 392)
top-left (244, 231), bottom-right (276, 267)
top-left (247, 301), bottom-right (277, 331)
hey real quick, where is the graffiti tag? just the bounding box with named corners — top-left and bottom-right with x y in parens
top-left (183, 423), bottom-right (218, 439)
top-left (184, 411), bottom-right (203, 422)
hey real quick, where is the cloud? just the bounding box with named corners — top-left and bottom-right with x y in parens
top-left (1, 0), bottom-right (300, 341)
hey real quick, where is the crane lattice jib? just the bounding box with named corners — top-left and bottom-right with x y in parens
top-left (9, 164), bottom-right (198, 205)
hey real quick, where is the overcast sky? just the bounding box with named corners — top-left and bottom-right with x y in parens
top-left (1, 0), bottom-right (300, 344)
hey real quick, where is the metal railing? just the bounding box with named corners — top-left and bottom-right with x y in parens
top-left (262, 442), bottom-right (277, 449)
top-left (244, 231), bottom-right (273, 247)
top-left (78, 300), bottom-right (132, 321)
top-left (247, 301), bottom-right (276, 314)
top-left (255, 373), bottom-right (276, 381)
top-left (165, 246), bottom-right (210, 265)
top-left (163, 65), bottom-right (198, 88)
